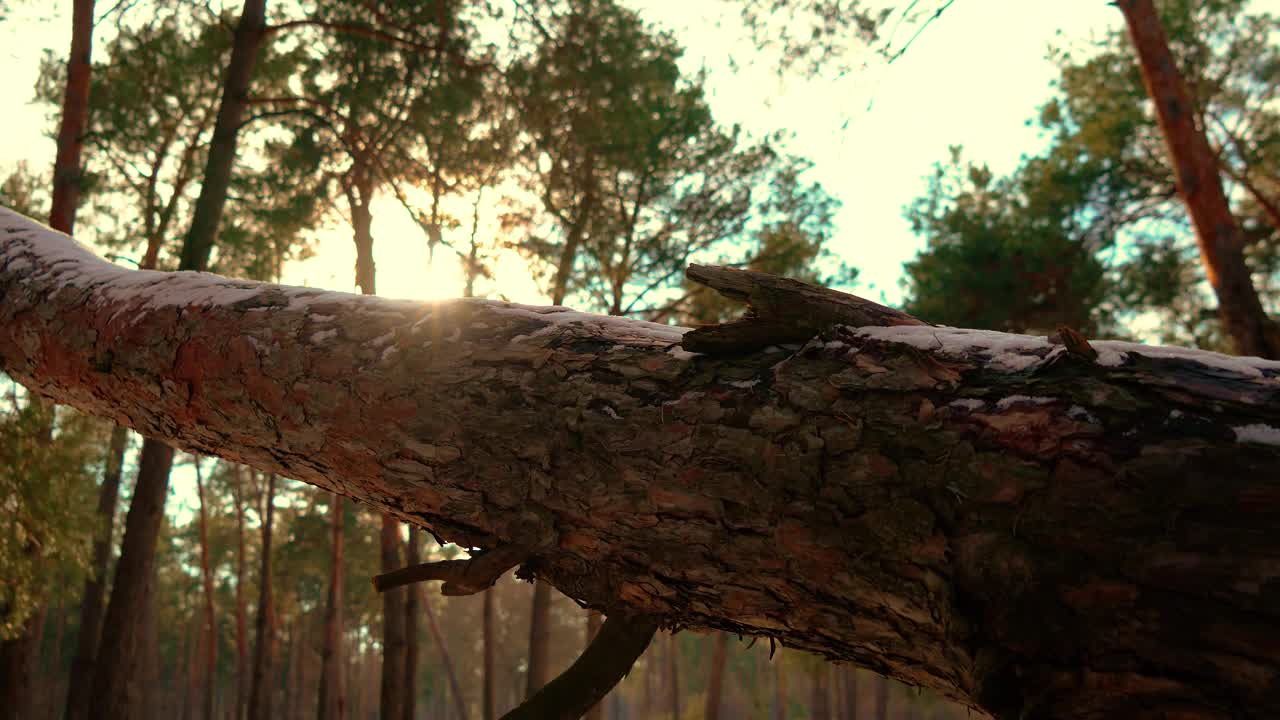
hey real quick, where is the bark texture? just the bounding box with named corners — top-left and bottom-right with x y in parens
top-left (1116, 0), bottom-right (1280, 359)
top-left (48, 0), bottom-right (94, 235)
top-left (4, 210), bottom-right (1280, 719)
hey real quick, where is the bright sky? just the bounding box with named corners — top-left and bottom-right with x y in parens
top-left (1, 0), bottom-right (1123, 309)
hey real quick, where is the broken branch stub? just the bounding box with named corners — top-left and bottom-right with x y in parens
top-left (500, 613), bottom-right (659, 720)
top-left (372, 543), bottom-right (531, 596)
top-left (681, 264), bottom-right (928, 353)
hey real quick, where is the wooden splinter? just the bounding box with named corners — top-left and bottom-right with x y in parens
top-left (681, 263), bottom-right (928, 354)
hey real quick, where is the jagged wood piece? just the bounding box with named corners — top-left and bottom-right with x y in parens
top-left (681, 263), bottom-right (928, 353)
top-left (372, 543), bottom-right (531, 596)
top-left (500, 613), bottom-right (658, 720)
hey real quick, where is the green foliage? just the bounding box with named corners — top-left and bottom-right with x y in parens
top-left (509, 0), bottom-right (848, 316)
top-left (34, 6), bottom-right (320, 274)
top-left (0, 386), bottom-right (105, 639)
top-left (0, 162), bottom-right (49, 219)
top-left (904, 0), bottom-right (1279, 342)
top-left (903, 147), bottom-right (1113, 334)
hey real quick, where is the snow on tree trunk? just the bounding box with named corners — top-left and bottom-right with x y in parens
top-left (4, 208), bottom-right (1280, 719)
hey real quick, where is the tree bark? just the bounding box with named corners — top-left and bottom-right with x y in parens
top-left (248, 472), bottom-right (277, 720)
top-left (63, 423), bottom-right (128, 720)
top-left (5, 214), bottom-right (1280, 719)
top-left (403, 527), bottom-right (420, 720)
top-left (317, 494), bottom-right (345, 720)
top-left (704, 633), bottom-right (728, 720)
top-left (1116, 0), bottom-right (1280, 359)
top-left (194, 457), bottom-right (218, 720)
top-left (48, 0), bottom-right (94, 236)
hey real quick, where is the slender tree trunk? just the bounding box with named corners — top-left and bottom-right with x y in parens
top-left (194, 458), bottom-right (218, 720)
top-left (774, 656), bottom-right (787, 720)
top-left (177, 0), bottom-right (267, 271)
top-left (873, 676), bottom-right (889, 720)
top-left (184, 616), bottom-right (201, 720)
top-left (583, 611), bottom-right (604, 720)
top-left (483, 591), bottom-right (496, 720)
top-left (667, 633), bottom-right (680, 720)
top-left (1117, 0), bottom-right (1280, 359)
top-left (318, 494), bottom-right (345, 720)
top-left (842, 668), bottom-right (858, 720)
top-left (704, 633), bottom-right (728, 720)
top-left (380, 515), bottom-right (407, 720)
top-left (248, 473), bottom-right (277, 720)
top-left (0, 603), bottom-right (46, 720)
top-left (811, 664), bottom-right (831, 720)
top-left (91, 4), bottom-right (266, 716)
top-left (64, 424), bottom-right (128, 720)
top-left (643, 649), bottom-right (654, 718)
top-left (524, 583), bottom-right (552, 699)
top-left (233, 466), bottom-right (249, 720)
top-left (48, 0), bottom-right (94, 235)
top-left (403, 528), bottom-right (421, 720)
top-left (91, 439), bottom-right (176, 719)
top-left (44, 595), bottom-right (66, 720)
top-left (414, 590), bottom-right (464, 717)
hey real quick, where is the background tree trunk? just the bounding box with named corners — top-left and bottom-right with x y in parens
top-left (318, 495), bottom-right (345, 720)
top-left (421, 589), bottom-right (468, 720)
top-left (1116, 0), bottom-right (1280, 359)
top-left (810, 664), bottom-right (831, 720)
top-left (667, 633), bottom-right (680, 720)
top-left (248, 473), bottom-right (276, 720)
top-left (194, 457), bottom-right (218, 720)
top-left (233, 465), bottom-right (249, 720)
top-left (524, 582), bottom-right (552, 699)
top-left (774, 658), bottom-right (787, 720)
top-left (379, 515), bottom-right (406, 720)
top-left (873, 676), bottom-right (889, 720)
top-left (704, 633), bottom-right (729, 720)
top-left (403, 528), bottom-right (420, 720)
top-left (584, 612), bottom-right (604, 720)
top-left (483, 591), bottom-right (496, 720)
top-left (47, 0), bottom-right (94, 236)
top-left (842, 667), bottom-right (858, 720)
top-left (64, 424), bottom-right (127, 720)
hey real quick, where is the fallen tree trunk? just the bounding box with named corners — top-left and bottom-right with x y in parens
top-left (3, 207), bottom-right (1279, 719)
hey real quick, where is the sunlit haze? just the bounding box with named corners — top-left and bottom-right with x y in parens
top-left (1, 0), bottom-right (1122, 308)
